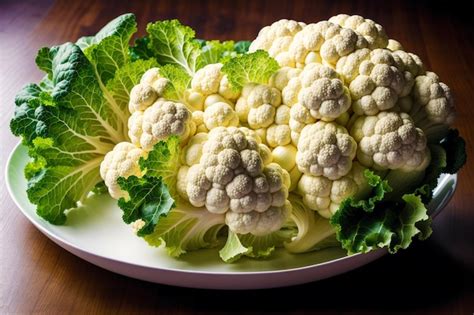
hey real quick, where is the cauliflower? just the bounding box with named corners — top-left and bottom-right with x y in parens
top-left (100, 142), bottom-right (147, 199)
top-left (185, 127), bottom-right (290, 235)
top-left (129, 68), bottom-right (169, 113)
top-left (328, 14), bottom-right (388, 49)
top-left (130, 100), bottom-right (194, 151)
top-left (203, 102), bottom-right (239, 129)
top-left (297, 162), bottom-right (368, 218)
top-left (351, 112), bottom-right (430, 171)
top-left (236, 84), bottom-right (282, 129)
top-left (283, 63), bottom-right (351, 120)
top-left (249, 19), bottom-right (306, 67)
top-left (289, 21), bottom-right (368, 67)
top-left (187, 64), bottom-right (240, 111)
top-left (336, 48), bottom-right (409, 115)
top-left (401, 72), bottom-right (455, 141)
top-left (296, 121), bottom-right (357, 180)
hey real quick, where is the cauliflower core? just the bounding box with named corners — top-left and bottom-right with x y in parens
top-left (185, 127), bottom-right (290, 236)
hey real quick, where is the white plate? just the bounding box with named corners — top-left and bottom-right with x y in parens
top-left (5, 143), bottom-right (457, 289)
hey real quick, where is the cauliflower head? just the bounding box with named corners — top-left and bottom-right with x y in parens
top-left (297, 121), bottom-right (357, 180)
top-left (351, 112), bottom-right (430, 171)
top-left (184, 127), bottom-right (290, 235)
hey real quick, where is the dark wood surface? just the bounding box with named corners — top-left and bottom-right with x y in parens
top-left (1, 0), bottom-right (473, 313)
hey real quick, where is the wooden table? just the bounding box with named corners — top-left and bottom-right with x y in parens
top-left (1, 0), bottom-right (473, 313)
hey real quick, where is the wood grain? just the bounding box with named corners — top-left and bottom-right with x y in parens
top-left (1, 0), bottom-right (473, 313)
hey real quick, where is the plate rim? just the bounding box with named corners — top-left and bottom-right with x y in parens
top-left (4, 142), bottom-right (455, 277)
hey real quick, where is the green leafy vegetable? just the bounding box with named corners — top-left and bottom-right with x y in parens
top-left (144, 203), bottom-right (225, 257)
top-left (331, 171), bottom-right (431, 254)
top-left (219, 229), bottom-right (294, 263)
top-left (158, 65), bottom-right (192, 103)
top-left (146, 19), bottom-right (202, 75)
top-left (118, 175), bottom-right (175, 236)
top-left (138, 136), bottom-right (181, 196)
top-left (233, 41), bottom-right (252, 54)
top-left (221, 50), bottom-right (280, 90)
top-left (10, 14), bottom-right (152, 224)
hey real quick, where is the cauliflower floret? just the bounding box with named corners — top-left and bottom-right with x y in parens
top-left (185, 127), bottom-right (290, 235)
top-left (140, 68), bottom-right (169, 93)
top-left (129, 83), bottom-right (158, 113)
top-left (181, 132), bottom-right (208, 166)
top-left (191, 63), bottom-right (224, 95)
top-left (297, 162), bottom-right (368, 218)
top-left (288, 103), bottom-right (316, 145)
top-left (351, 112), bottom-right (430, 171)
top-left (336, 48), bottom-right (408, 115)
top-left (100, 142), bottom-right (146, 199)
top-left (129, 68), bottom-right (169, 113)
top-left (192, 110), bottom-right (208, 133)
top-left (266, 124), bottom-right (291, 147)
top-left (176, 165), bottom-right (190, 200)
top-left (270, 67), bottom-right (302, 91)
top-left (203, 102), bottom-right (239, 130)
top-left (386, 39), bottom-right (404, 52)
top-left (219, 75), bottom-right (241, 101)
top-left (128, 110), bottom-right (144, 147)
top-left (297, 121), bottom-right (357, 180)
top-left (139, 100), bottom-right (194, 151)
top-left (236, 84), bottom-right (282, 128)
top-left (329, 14), bottom-right (388, 49)
top-left (131, 219), bottom-right (146, 234)
top-left (286, 63), bottom-right (351, 121)
top-left (225, 201), bottom-right (291, 236)
top-left (405, 72), bottom-right (455, 141)
top-left (289, 21), bottom-right (368, 67)
top-left (249, 19), bottom-right (306, 67)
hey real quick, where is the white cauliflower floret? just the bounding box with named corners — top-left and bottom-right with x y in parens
top-left (402, 72), bottom-right (455, 141)
top-left (386, 39), bottom-right (404, 51)
top-left (203, 102), bottom-right (239, 130)
top-left (185, 127), bottom-right (290, 235)
top-left (351, 112), bottom-right (430, 171)
top-left (288, 103), bottom-right (316, 145)
top-left (192, 110), bottom-right (208, 133)
top-left (270, 67), bottom-right (302, 90)
top-left (181, 132), bottom-right (208, 166)
top-left (236, 84), bottom-right (282, 128)
top-left (297, 162), bottom-right (368, 218)
top-left (266, 124), bottom-right (291, 147)
top-left (219, 75), bottom-right (241, 101)
top-left (329, 14), bottom-right (388, 49)
top-left (138, 100), bottom-right (194, 151)
top-left (131, 219), bottom-right (146, 234)
top-left (289, 21), bottom-right (368, 67)
top-left (129, 68), bottom-right (169, 113)
top-left (297, 121), bottom-right (357, 180)
top-left (225, 201), bottom-right (291, 236)
top-left (286, 63), bottom-right (351, 121)
top-left (129, 83), bottom-right (158, 113)
top-left (191, 63), bottom-right (224, 95)
top-left (100, 142), bottom-right (146, 199)
top-left (250, 19), bottom-right (306, 67)
top-left (336, 48), bottom-right (408, 115)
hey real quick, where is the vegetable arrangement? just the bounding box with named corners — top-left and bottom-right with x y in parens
top-left (11, 14), bottom-right (466, 262)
